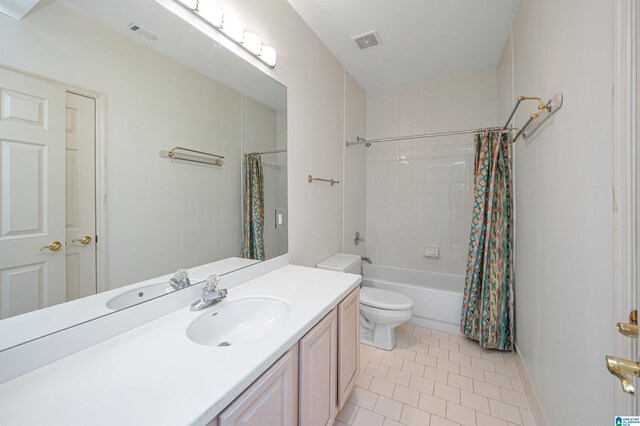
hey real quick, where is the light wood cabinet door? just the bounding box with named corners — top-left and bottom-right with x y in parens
top-left (218, 344), bottom-right (298, 426)
top-left (338, 287), bottom-right (360, 410)
top-left (299, 308), bottom-right (338, 426)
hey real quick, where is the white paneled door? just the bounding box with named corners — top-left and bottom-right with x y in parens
top-left (64, 93), bottom-right (96, 301)
top-left (0, 68), bottom-right (97, 320)
top-left (0, 67), bottom-right (66, 319)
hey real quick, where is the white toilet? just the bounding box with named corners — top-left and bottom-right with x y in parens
top-left (316, 253), bottom-right (414, 351)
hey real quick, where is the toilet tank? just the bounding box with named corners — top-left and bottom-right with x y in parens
top-left (316, 253), bottom-right (361, 274)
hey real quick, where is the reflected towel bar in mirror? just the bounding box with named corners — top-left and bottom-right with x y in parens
top-left (159, 146), bottom-right (224, 166)
top-left (307, 175), bottom-right (340, 186)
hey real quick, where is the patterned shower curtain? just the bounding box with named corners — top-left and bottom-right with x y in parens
top-left (241, 153), bottom-right (265, 260)
top-left (460, 130), bottom-right (514, 351)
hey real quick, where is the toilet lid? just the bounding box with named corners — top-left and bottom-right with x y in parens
top-left (360, 287), bottom-right (414, 311)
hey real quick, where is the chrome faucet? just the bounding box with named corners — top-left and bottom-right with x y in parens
top-left (190, 274), bottom-right (227, 311)
top-left (169, 268), bottom-right (191, 290)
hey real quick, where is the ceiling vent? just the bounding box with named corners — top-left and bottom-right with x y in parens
top-left (127, 23), bottom-right (159, 41)
top-left (351, 30), bottom-right (382, 50)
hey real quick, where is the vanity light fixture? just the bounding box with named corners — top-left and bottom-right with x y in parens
top-left (260, 46), bottom-right (277, 68)
top-left (221, 14), bottom-right (244, 43)
top-left (163, 0), bottom-right (277, 69)
top-left (195, 1), bottom-right (223, 27)
top-left (175, 0), bottom-right (198, 11)
top-left (242, 32), bottom-right (261, 55)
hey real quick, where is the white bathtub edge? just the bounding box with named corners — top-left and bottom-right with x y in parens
top-left (408, 317), bottom-right (462, 335)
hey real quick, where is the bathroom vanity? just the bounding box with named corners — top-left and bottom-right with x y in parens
top-left (0, 265), bottom-right (361, 425)
top-left (215, 283), bottom-right (359, 426)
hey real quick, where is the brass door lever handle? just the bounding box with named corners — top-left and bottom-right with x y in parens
top-left (617, 322), bottom-right (638, 338)
top-left (606, 355), bottom-right (640, 394)
top-left (40, 241), bottom-right (63, 251)
top-left (72, 236), bottom-right (92, 245)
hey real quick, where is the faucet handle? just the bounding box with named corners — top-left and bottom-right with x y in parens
top-left (175, 268), bottom-right (189, 282)
top-left (205, 274), bottom-right (221, 291)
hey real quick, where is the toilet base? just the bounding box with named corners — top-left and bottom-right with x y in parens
top-left (360, 322), bottom-right (397, 351)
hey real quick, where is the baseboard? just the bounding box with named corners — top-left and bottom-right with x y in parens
top-left (514, 343), bottom-right (549, 426)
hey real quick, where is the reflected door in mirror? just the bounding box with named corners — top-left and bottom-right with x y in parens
top-left (0, 70), bottom-right (98, 320)
top-left (0, 68), bottom-right (67, 319)
top-left (64, 93), bottom-right (97, 302)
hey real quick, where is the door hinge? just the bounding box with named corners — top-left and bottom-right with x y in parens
top-left (95, 234), bottom-right (98, 243)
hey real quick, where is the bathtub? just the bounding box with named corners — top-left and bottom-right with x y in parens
top-left (362, 264), bottom-right (464, 334)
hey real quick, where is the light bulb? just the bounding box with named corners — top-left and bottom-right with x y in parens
top-left (260, 45), bottom-right (277, 67)
top-left (196, 0), bottom-right (223, 27)
top-left (242, 32), bottom-right (261, 54)
top-left (222, 15), bottom-right (244, 42)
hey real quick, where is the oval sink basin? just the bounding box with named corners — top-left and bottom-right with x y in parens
top-left (106, 282), bottom-right (175, 310)
top-left (187, 297), bottom-right (291, 347)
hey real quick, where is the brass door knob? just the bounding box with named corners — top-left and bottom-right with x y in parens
top-left (606, 355), bottom-right (640, 394)
top-left (40, 241), bottom-right (63, 251)
top-left (72, 236), bottom-right (93, 245)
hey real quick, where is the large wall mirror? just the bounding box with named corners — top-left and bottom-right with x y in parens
top-left (0, 0), bottom-right (287, 351)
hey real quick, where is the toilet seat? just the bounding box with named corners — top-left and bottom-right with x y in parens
top-left (360, 287), bottom-right (414, 311)
top-left (360, 304), bottom-right (413, 323)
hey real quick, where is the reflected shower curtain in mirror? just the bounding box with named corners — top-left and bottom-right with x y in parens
top-left (241, 153), bottom-right (265, 260)
top-left (460, 130), bottom-right (514, 351)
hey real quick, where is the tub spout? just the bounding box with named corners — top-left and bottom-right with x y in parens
top-left (361, 256), bottom-right (372, 264)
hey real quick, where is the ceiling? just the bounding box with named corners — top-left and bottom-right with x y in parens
top-left (287, 0), bottom-right (520, 91)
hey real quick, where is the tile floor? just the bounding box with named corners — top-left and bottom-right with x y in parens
top-left (336, 324), bottom-right (537, 426)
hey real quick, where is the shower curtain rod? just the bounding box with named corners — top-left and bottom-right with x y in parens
top-left (244, 149), bottom-right (287, 156)
top-left (345, 127), bottom-right (505, 147)
top-left (346, 92), bottom-right (564, 147)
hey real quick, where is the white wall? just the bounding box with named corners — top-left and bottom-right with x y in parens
top-left (0, 3), bottom-right (244, 289)
top-left (343, 72), bottom-right (367, 256)
top-left (498, 1), bottom-right (615, 424)
top-left (364, 71), bottom-right (498, 274)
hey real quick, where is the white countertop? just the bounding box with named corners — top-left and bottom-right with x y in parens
top-left (0, 265), bottom-right (361, 426)
top-left (0, 257), bottom-right (260, 351)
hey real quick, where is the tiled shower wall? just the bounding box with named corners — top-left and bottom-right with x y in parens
top-left (362, 70), bottom-right (498, 275)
